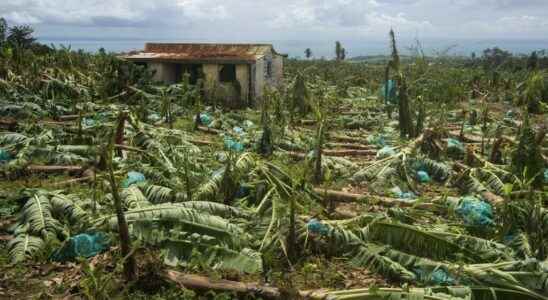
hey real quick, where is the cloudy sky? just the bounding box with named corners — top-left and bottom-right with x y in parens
top-left (1, 0), bottom-right (547, 56)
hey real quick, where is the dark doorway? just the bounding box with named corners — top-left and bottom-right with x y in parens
top-left (219, 65), bottom-right (237, 83)
top-left (175, 64), bottom-right (202, 84)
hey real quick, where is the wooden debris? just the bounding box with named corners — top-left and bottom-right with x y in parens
top-left (330, 135), bottom-right (369, 144)
top-left (326, 142), bottom-right (376, 150)
top-left (312, 188), bottom-right (439, 211)
top-left (196, 126), bottom-right (223, 135)
top-left (283, 149), bottom-right (376, 159)
top-left (448, 130), bottom-right (483, 143)
top-left (189, 139), bottom-right (215, 146)
top-left (323, 149), bottom-right (376, 157)
top-left (164, 271), bottom-right (281, 299)
top-left (27, 165), bottom-right (83, 173)
top-left (0, 118), bottom-right (18, 131)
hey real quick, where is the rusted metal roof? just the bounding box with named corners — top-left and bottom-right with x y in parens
top-left (122, 43), bottom-right (279, 64)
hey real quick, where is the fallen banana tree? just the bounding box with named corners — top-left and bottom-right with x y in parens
top-left (312, 188), bottom-right (441, 211)
top-left (164, 270), bottom-right (548, 300)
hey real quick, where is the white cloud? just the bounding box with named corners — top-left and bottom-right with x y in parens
top-left (363, 12), bottom-right (433, 34)
top-left (0, 0), bottom-right (152, 26)
top-left (497, 15), bottom-right (548, 29)
top-left (267, 0), bottom-right (433, 38)
top-left (4, 11), bottom-right (40, 24)
top-left (177, 0), bottom-right (229, 20)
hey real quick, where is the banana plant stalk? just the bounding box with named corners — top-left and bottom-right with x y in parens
top-left (114, 111), bottom-right (127, 157)
top-left (314, 122), bottom-right (324, 184)
top-left (105, 114), bottom-right (136, 281)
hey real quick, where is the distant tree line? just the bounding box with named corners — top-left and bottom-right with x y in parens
top-left (467, 47), bottom-right (548, 71)
top-left (0, 18), bottom-right (51, 54)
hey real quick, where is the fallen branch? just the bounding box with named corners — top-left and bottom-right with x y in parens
top-left (0, 117), bottom-right (17, 130)
top-left (41, 120), bottom-right (73, 125)
top-left (330, 135), bottom-right (369, 144)
top-left (326, 142), bottom-right (376, 150)
top-left (51, 175), bottom-right (94, 186)
top-left (283, 151), bottom-right (307, 160)
top-left (56, 113), bottom-right (93, 121)
top-left (51, 170), bottom-right (124, 187)
top-left (189, 139), bottom-right (216, 146)
top-left (27, 165), bottom-right (83, 173)
top-left (480, 191), bottom-right (504, 207)
top-left (282, 149), bottom-right (376, 159)
top-left (323, 149), bottom-right (377, 157)
top-left (448, 130), bottom-right (482, 143)
top-left (114, 144), bottom-right (146, 153)
top-left (299, 119), bottom-right (316, 125)
top-left (164, 271), bottom-right (281, 299)
top-left (312, 188), bottom-right (439, 211)
top-left (196, 126), bottom-right (223, 135)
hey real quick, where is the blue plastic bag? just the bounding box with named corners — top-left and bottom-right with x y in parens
top-left (447, 138), bottom-right (464, 155)
top-left (379, 80), bottom-right (398, 105)
top-left (414, 267), bottom-right (455, 285)
top-left (149, 113), bottom-right (162, 122)
top-left (235, 185), bottom-right (250, 199)
top-left (81, 118), bottom-right (96, 127)
top-left (233, 126), bottom-right (245, 135)
top-left (390, 186), bottom-right (416, 200)
top-left (224, 137), bottom-right (244, 152)
top-left (367, 134), bottom-right (387, 147)
top-left (416, 170), bottom-right (431, 183)
top-left (307, 219), bottom-right (329, 236)
top-left (544, 169), bottom-right (548, 184)
top-left (121, 171), bottom-right (146, 188)
top-left (456, 196), bottom-right (494, 227)
top-left (377, 146), bottom-right (396, 159)
top-left (51, 232), bottom-right (110, 262)
top-left (0, 148), bottom-right (12, 162)
top-left (200, 113), bottom-right (212, 125)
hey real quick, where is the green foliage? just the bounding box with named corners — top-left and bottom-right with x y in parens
top-left (524, 72), bottom-right (545, 113)
top-left (79, 259), bottom-right (117, 300)
top-left (7, 234), bottom-right (45, 264)
top-left (291, 72), bottom-right (310, 116)
top-left (511, 116), bottom-right (544, 188)
top-left (0, 18), bottom-right (7, 46)
top-left (6, 25), bottom-right (36, 49)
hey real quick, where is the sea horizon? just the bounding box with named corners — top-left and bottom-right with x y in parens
top-left (38, 37), bottom-right (548, 59)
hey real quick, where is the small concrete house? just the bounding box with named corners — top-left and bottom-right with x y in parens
top-left (123, 43), bottom-right (284, 105)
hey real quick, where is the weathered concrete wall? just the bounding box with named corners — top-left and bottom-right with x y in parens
top-left (146, 61), bottom-right (258, 107)
top-left (252, 49), bottom-right (284, 104)
top-left (254, 57), bottom-right (265, 102)
top-left (149, 62), bottom-right (177, 83)
top-left (202, 63), bottom-right (250, 106)
top-left (202, 64), bottom-right (220, 100)
top-left (273, 55), bottom-right (283, 88)
top-left (202, 64), bottom-right (219, 83)
top-left (263, 51), bottom-right (274, 87)
top-left (236, 64), bottom-right (249, 103)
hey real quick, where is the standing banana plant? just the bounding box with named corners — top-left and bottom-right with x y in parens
top-left (104, 112), bottom-right (136, 281)
top-left (310, 81), bottom-right (333, 184)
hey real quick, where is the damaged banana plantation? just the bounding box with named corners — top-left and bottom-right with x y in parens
top-left (0, 21), bottom-right (547, 300)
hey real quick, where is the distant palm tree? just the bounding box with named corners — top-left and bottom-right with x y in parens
top-left (0, 18), bottom-right (7, 46)
top-left (305, 48), bottom-right (312, 59)
top-left (7, 25), bottom-right (36, 49)
top-left (335, 41), bottom-right (342, 61)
